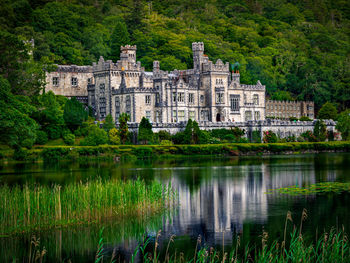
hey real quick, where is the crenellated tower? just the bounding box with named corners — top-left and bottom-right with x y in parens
top-left (192, 42), bottom-right (204, 72)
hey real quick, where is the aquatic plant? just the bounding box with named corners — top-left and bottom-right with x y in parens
top-left (266, 182), bottom-right (350, 195)
top-left (0, 179), bottom-right (176, 235)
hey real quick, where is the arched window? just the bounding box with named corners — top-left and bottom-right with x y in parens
top-left (253, 94), bottom-right (259, 105)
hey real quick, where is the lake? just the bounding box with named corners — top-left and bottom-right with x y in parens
top-left (0, 153), bottom-right (349, 262)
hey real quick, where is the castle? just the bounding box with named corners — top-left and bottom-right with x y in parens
top-left (46, 42), bottom-right (266, 124)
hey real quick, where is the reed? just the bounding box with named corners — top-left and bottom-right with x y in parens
top-left (0, 178), bottom-right (176, 235)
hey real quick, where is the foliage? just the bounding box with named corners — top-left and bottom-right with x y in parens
top-left (300, 130), bottom-right (317, 142)
top-left (160, 140), bottom-right (173, 146)
top-left (263, 131), bottom-right (278, 143)
top-left (13, 147), bottom-right (28, 161)
top-left (118, 113), bottom-right (130, 144)
top-left (63, 133), bottom-right (75, 145)
top-left (21, 139), bottom-right (34, 149)
top-left (336, 110), bottom-right (350, 141)
top-left (318, 102), bottom-right (338, 120)
top-left (251, 130), bottom-right (261, 143)
top-left (103, 114), bottom-right (115, 133)
top-left (267, 182), bottom-right (350, 195)
top-left (299, 116), bottom-right (312, 121)
top-left (63, 97), bottom-right (88, 131)
top-left (138, 117), bottom-right (154, 144)
top-left (109, 128), bottom-right (120, 145)
top-left (313, 120), bottom-right (327, 142)
top-left (80, 124), bottom-right (108, 146)
top-left (35, 130), bottom-right (48, 145)
top-left (157, 130), bottom-right (172, 141)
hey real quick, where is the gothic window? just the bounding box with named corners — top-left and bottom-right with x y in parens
top-left (245, 111), bottom-right (252, 121)
top-left (178, 92), bottom-right (184, 103)
top-left (145, 95), bottom-right (151, 105)
top-left (99, 83), bottom-right (105, 94)
top-left (201, 110), bottom-right (209, 121)
top-left (172, 110), bottom-right (177, 122)
top-left (156, 93), bottom-right (160, 104)
top-left (145, 111), bottom-right (151, 121)
top-left (172, 92), bottom-right (177, 103)
top-left (230, 95), bottom-right (240, 111)
top-left (52, 77), bottom-right (59, 86)
top-left (178, 110), bottom-right (185, 121)
top-left (156, 111), bottom-right (161, 123)
top-left (254, 111), bottom-right (260, 121)
top-left (216, 93), bottom-right (224, 104)
top-left (189, 111), bottom-right (195, 120)
top-left (125, 95), bottom-right (131, 117)
top-left (200, 95), bottom-right (204, 104)
top-left (88, 78), bottom-right (92, 85)
top-left (188, 93), bottom-right (194, 104)
top-left (99, 97), bottom-right (106, 118)
top-left (71, 77), bottom-right (78, 86)
top-left (115, 97), bottom-right (120, 121)
top-left (253, 94), bottom-right (259, 105)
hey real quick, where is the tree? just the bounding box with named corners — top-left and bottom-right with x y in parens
top-left (109, 128), bottom-right (120, 145)
top-left (313, 120), bottom-right (327, 141)
top-left (318, 102), bottom-right (338, 120)
top-left (118, 113), bottom-right (130, 144)
top-left (110, 21), bottom-right (130, 62)
top-left (138, 117), bottom-right (154, 144)
top-left (63, 97), bottom-right (88, 131)
top-left (103, 114), bottom-right (115, 133)
top-left (80, 124), bottom-right (108, 146)
top-left (0, 76), bottom-right (38, 148)
top-left (336, 110), bottom-right (350, 141)
top-left (183, 119), bottom-right (194, 144)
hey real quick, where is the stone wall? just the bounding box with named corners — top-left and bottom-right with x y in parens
top-left (266, 100), bottom-right (314, 119)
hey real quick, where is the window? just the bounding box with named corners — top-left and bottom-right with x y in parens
top-left (71, 77), bottom-right (78, 86)
top-left (99, 97), bottom-right (106, 118)
top-left (216, 93), bottom-right (224, 104)
top-left (230, 95), bottom-right (240, 111)
top-left (178, 92), bottom-right (184, 103)
top-left (245, 111), bottom-right (252, 121)
top-left (244, 94), bottom-right (247, 103)
top-left (88, 78), bottom-right (92, 85)
top-left (172, 110), bottom-right (177, 122)
top-left (279, 105), bottom-right (281, 110)
top-left (126, 95), bottom-right (131, 117)
top-left (188, 93), bottom-right (194, 104)
top-left (254, 111), bottom-right (260, 121)
top-left (178, 110), bottom-right (185, 121)
top-left (201, 110), bottom-right (209, 121)
top-left (156, 93), bottom-right (160, 104)
top-left (145, 95), bottom-right (151, 105)
top-left (200, 95), bottom-right (204, 104)
top-left (253, 94), bottom-right (259, 105)
top-left (172, 92), bottom-right (177, 103)
top-left (99, 83), bottom-right (105, 94)
top-left (216, 79), bottom-right (223, 85)
top-left (189, 111), bottom-right (195, 120)
top-left (156, 111), bottom-right (161, 123)
top-left (52, 77), bottom-right (59, 86)
top-left (145, 111), bottom-right (151, 121)
top-left (115, 97), bottom-right (120, 121)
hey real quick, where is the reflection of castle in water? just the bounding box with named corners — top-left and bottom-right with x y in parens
top-left (158, 162), bottom-right (317, 245)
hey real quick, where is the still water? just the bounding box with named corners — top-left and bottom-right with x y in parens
top-left (0, 153), bottom-right (350, 262)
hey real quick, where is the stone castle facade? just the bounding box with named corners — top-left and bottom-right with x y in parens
top-left (46, 42), bottom-right (266, 124)
top-left (266, 100), bottom-right (314, 120)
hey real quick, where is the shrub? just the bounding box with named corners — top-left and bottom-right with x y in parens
top-left (224, 134), bottom-right (235, 142)
top-left (63, 133), bottom-right (75, 145)
top-left (109, 128), bottom-right (120, 145)
top-left (157, 130), bottom-right (172, 141)
top-left (13, 147), bottom-right (28, 160)
top-left (286, 135), bottom-right (296, 142)
top-left (328, 130), bottom-right (335, 141)
top-left (80, 125), bottom-right (108, 146)
top-left (35, 130), bottom-right (48, 145)
top-left (21, 138), bottom-right (34, 149)
top-left (314, 120), bottom-right (327, 142)
top-left (138, 117), bottom-right (154, 144)
top-left (263, 131), bottom-right (278, 143)
top-left (251, 130), bottom-right (261, 143)
top-left (160, 140), bottom-right (173, 145)
top-left (45, 124), bottom-right (62, 139)
top-left (301, 130), bottom-right (317, 142)
top-left (299, 116), bottom-right (312, 121)
top-left (42, 147), bottom-right (70, 160)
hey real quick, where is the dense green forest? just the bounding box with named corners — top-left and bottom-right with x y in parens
top-left (0, 0), bottom-right (350, 149)
top-left (1, 0), bottom-right (349, 108)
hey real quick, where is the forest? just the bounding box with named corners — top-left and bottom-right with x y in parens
top-left (0, 0), bottom-right (350, 149)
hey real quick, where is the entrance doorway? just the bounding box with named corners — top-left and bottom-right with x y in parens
top-left (216, 113), bottom-right (221, 122)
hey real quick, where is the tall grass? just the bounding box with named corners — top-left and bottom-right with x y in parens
top-left (0, 178), bottom-right (176, 234)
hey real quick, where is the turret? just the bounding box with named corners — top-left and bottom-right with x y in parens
top-left (192, 42), bottom-right (204, 72)
top-left (120, 45), bottom-right (137, 63)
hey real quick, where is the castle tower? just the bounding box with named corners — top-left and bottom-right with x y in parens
top-left (192, 42), bottom-right (204, 72)
top-left (120, 45), bottom-right (137, 63)
top-left (153, 60), bottom-right (160, 72)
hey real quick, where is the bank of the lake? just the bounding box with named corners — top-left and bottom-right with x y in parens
top-left (1, 141), bottom-right (349, 162)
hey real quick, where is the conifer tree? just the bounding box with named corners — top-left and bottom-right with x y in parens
top-left (110, 21), bottom-right (130, 62)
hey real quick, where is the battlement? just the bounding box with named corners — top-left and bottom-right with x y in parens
top-left (121, 45), bottom-right (137, 51)
top-left (192, 42), bottom-right (204, 51)
top-left (57, 65), bottom-right (93, 73)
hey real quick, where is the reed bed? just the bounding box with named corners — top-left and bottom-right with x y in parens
top-left (0, 179), bottom-right (176, 234)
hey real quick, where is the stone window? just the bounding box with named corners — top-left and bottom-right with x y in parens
top-left (230, 95), bottom-right (239, 111)
top-left (216, 79), bottom-right (223, 85)
top-left (188, 93), bottom-right (194, 104)
top-left (172, 110), bottom-right (177, 122)
top-left (99, 83), bottom-right (105, 94)
top-left (189, 111), bottom-right (195, 120)
top-left (145, 111), bottom-right (151, 121)
top-left (115, 97), bottom-right (120, 121)
top-left (125, 95), bottom-right (131, 117)
top-left (245, 111), bottom-right (252, 121)
top-left (156, 93), bottom-right (160, 104)
top-left (283, 105), bottom-right (285, 110)
top-left (254, 111), bottom-right (260, 120)
top-left (99, 97), bottom-right (106, 118)
top-left (279, 105), bottom-right (281, 110)
top-left (253, 94), bottom-right (259, 105)
top-left (216, 93), bottom-right (224, 104)
top-left (201, 110), bottom-right (209, 121)
top-left (178, 92), bottom-right (184, 103)
top-left (145, 95), bottom-right (151, 105)
top-left (172, 92), bottom-right (177, 103)
top-left (52, 77), bottom-right (59, 86)
top-left (200, 95), bottom-right (204, 104)
top-left (156, 111), bottom-right (161, 123)
top-left (71, 77), bottom-right (78, 86)
top-left (178, 110), bottom-right (185, 121)
top-left (244, 94), bottom-right (247, 103)
top-left (88, 78), bottom-right (92, 85)
top-left (275, 105), bottom-right (277, 110)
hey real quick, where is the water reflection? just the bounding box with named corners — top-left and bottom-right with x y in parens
top-left (0, 153), bottom-right (350, 262)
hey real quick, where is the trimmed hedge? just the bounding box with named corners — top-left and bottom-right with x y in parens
top-left (8, 141), bottom-right (350, 161)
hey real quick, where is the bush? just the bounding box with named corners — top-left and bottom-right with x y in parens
top-left (251, 130), bottom-right (261, 143)
top-left (63, 133), bottom-right (75, 145)
top-left (109, 128), bottom-right (120, 145)
top-left (157, 130), bottom-right (172, 141)
top-left (301, 130), bottom-right (317, 142)
top-left (299, 116), bottom-right (312, 121)
top-left (42, 147), bottom-right (70, 160)
top-left (35, 130), bottom-right (48, 145)
top-left (13, 147), bottom-right (28, 160)
top-left (80, 124), bottom-right (108, 146)
top-left (21, 138), bottom-right (34, 149)
top-left (263, 131), bottom-right (278, 143)
top-left (45, 124), bottom-right (62, 139)
top-left (160, 140), bottom-right (173, 145)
